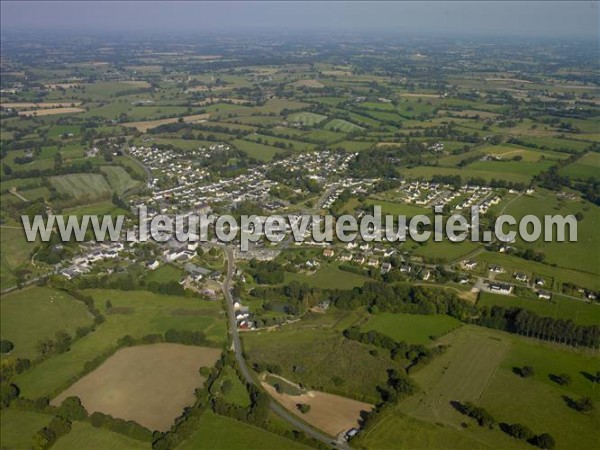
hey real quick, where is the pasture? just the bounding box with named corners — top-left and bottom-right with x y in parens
top-left (53, 422), bottom-right (151, 450)
top-left (0, 286), bottom-right (94, 359)
top-left (123, 113), bottom-right (210, 132)
top-left (324, 118), bottom-right (364, 132)
top-left (283, 261), bottom-right (371, 289)
top-left (0, 409), bottom-right (54, 450)
top-left (177, 411), bottom-right (312, 450)
top-left (18, 107), bottom-right (85, 116)
top-left (361, 313), bottom-right (463, 344)
top-left (560, 152), bottom-right (600, 181)
top-left (52, 343), bottom-right (221, 431)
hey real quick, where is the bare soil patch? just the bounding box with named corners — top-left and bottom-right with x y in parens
top-left (123, 113), bottom-right (210, 132)
top-left (262, 382), bottom-right (373, 437)
top-left (18, 107), bottom-right (85, 116)
top-left (52, 344), bottom-right (221, 431)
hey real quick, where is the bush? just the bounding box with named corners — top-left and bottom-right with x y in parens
top-left (531, 433), bottom-right (556, 449)
top-left (296, 403), bottom-right (311, 414)
top-left (0, 340), bottom-right (14, 354)
top-left (506, 423), bottom-right (534, 441)
top-left (58, 396), bottom-right (88, 421)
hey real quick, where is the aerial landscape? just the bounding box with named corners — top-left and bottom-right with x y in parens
top-left (0, 1), bottom-right (598, 449)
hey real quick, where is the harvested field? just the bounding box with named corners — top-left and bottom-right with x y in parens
top-left (1, 102), bottom-right (82, 109)
top-left (52, 344), bottom-right (221, 431)
top-left (262, 382), bottom-right (373, 437)
top-left (18, 107), bottom-right (85, 116)
top-left (292, 79), bottom-right (325, 88)
top-left (123, 113), bottom-right (210, 132)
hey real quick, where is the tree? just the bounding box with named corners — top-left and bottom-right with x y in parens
top-left (105, 299), bottom-right (113, 311)
top-left (531, 433), bottom-right (556, 449)
top-left (58, 396), bottom-right (88, 420)
top-left (506, 423), bottom-right (534, 441)
top-left (0, 340), bottom-right (14, 354)
top-left (553, 373), bottom-right (572, 386)
top-left (296, 403), bottom-right (311, 414)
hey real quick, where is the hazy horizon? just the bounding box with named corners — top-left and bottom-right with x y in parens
top-left (1, 1), bottom-right (598, 39)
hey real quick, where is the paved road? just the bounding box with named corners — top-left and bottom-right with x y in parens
top-left (216, 244), bottom-right (351, 450)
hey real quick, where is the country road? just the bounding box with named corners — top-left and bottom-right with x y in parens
top-left (216, 244), bottom-right (351, 450)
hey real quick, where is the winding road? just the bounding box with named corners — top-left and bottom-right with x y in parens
top-left (216, 244), bottom-right (351, 450)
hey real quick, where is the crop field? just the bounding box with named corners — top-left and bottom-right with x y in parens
top-left (100, 165), bottom-right (140, 195)
top-left (49, 173), bottom-right (112, 200)
top-left (53, 421), bottom-right (151, 450)
top-left (560, 152), bottom-right (600, 180)
top-left (52, 343), bottom-right (221, 431)
top-left (0, 287), bottom-right (95, 360)
top-left (286, 111), bottom-right (327, 126)
top-left (242, 325), bottom-right (403, 403)
top-left (263, 382), bottom-right (374, 436)
top-left (178, 411), bottom-right (312, 450)
top-left (18, 107), bottom-right (85, 116)
top-left (477, 292), bottom-right (600, 326)
top-left (14, 289), bottom-right (227, 399)
top-left (323, 118), bottom-right (364, 132)
top-left (361, 313), bottom-right (463, 344)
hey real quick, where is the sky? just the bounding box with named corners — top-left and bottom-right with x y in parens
top-left (1, 1), bottom-right (598, 38)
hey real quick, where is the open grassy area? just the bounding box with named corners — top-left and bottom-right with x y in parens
top-left (0, 409), bottom-right (54, 450)
top-left (361, 313), bottom-right (463, 344)
top-left (53, 421), bottom-right (151, 450)
top-left (283, 261), bottom-right (371, 289)
top-left (560, 152), bottom-right (600, 181)
top-left (144, 264), bottom-right (183, 284)
top-left (100, 166), bottom-right (140, 195)
top-left (1, 286), bottom-right (95, 360)
top-left (0, 226), bottom-right (38, 291)
top-left (361, 325), bottom-right (600, 450)
top-left (286, 111), bottom-right (327, 126)
top-left (177, 411), bottom-right (312, 450)
top-left (242, 322), bottom-right (402, 403)
top-left (14, 289), bottom-right (226, 399)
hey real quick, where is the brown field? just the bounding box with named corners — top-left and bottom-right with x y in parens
top-left (123, 113), bottom-right (210, 132)
top-left (52, 344), bottom-right (221, 431)
top-left (2, 102), bottom-right (82, 109)
top-left (262, 382), bottom-right (373, 437)
top-left (18, 107), bottom-right (85, 116)
top-left (292, 79), bottom-right (325, 88)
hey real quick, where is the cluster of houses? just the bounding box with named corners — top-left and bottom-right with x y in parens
top-left (335, 242), bottom-right (397, 274)
top-left (232, 298), bottom-right (254, 330)
top-left (60, 242), bottom-right (126, 279)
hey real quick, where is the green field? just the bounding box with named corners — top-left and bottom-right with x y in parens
top-left (210, 366), bottom-right (251, 407)
top-left (231, 139), bottom-right (283, 161)
top-left (242, 319), bottom-right (401, 403)
top-left (100, 166), bottom-right (140, 195)
top-left (324, 118), bottom-right (364, 132)
top-left (286, 111), bottom-right (327, 126)
top-left (0, 409), bottom-right (54, 450)
top-left (14, 289), bottom-right (226, 399)
top-left (560, 152), bottom-right (600, 181)
top-left (478, 292), bottom-right (600, 326)
top-left (365, 325), bottom-right (600, 450)
top-left (361, 313), bottom-right (463, 344)
top-left (1, 287), bottom-right (95, 360)
top-left (53, 421), bottom-right (151, 450)
top-left (49, 173), bottom-right (112, 200)
top-left (145, 264), bottom-right (183, 284)
top-left (0, 226), bottom-right (39, 291)
top-left (178, 411), bottom-right (311, 450)
top-left (502, 192), bottom-right (600, 275)
top-left (283, 261), bottom-right (371, 289)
